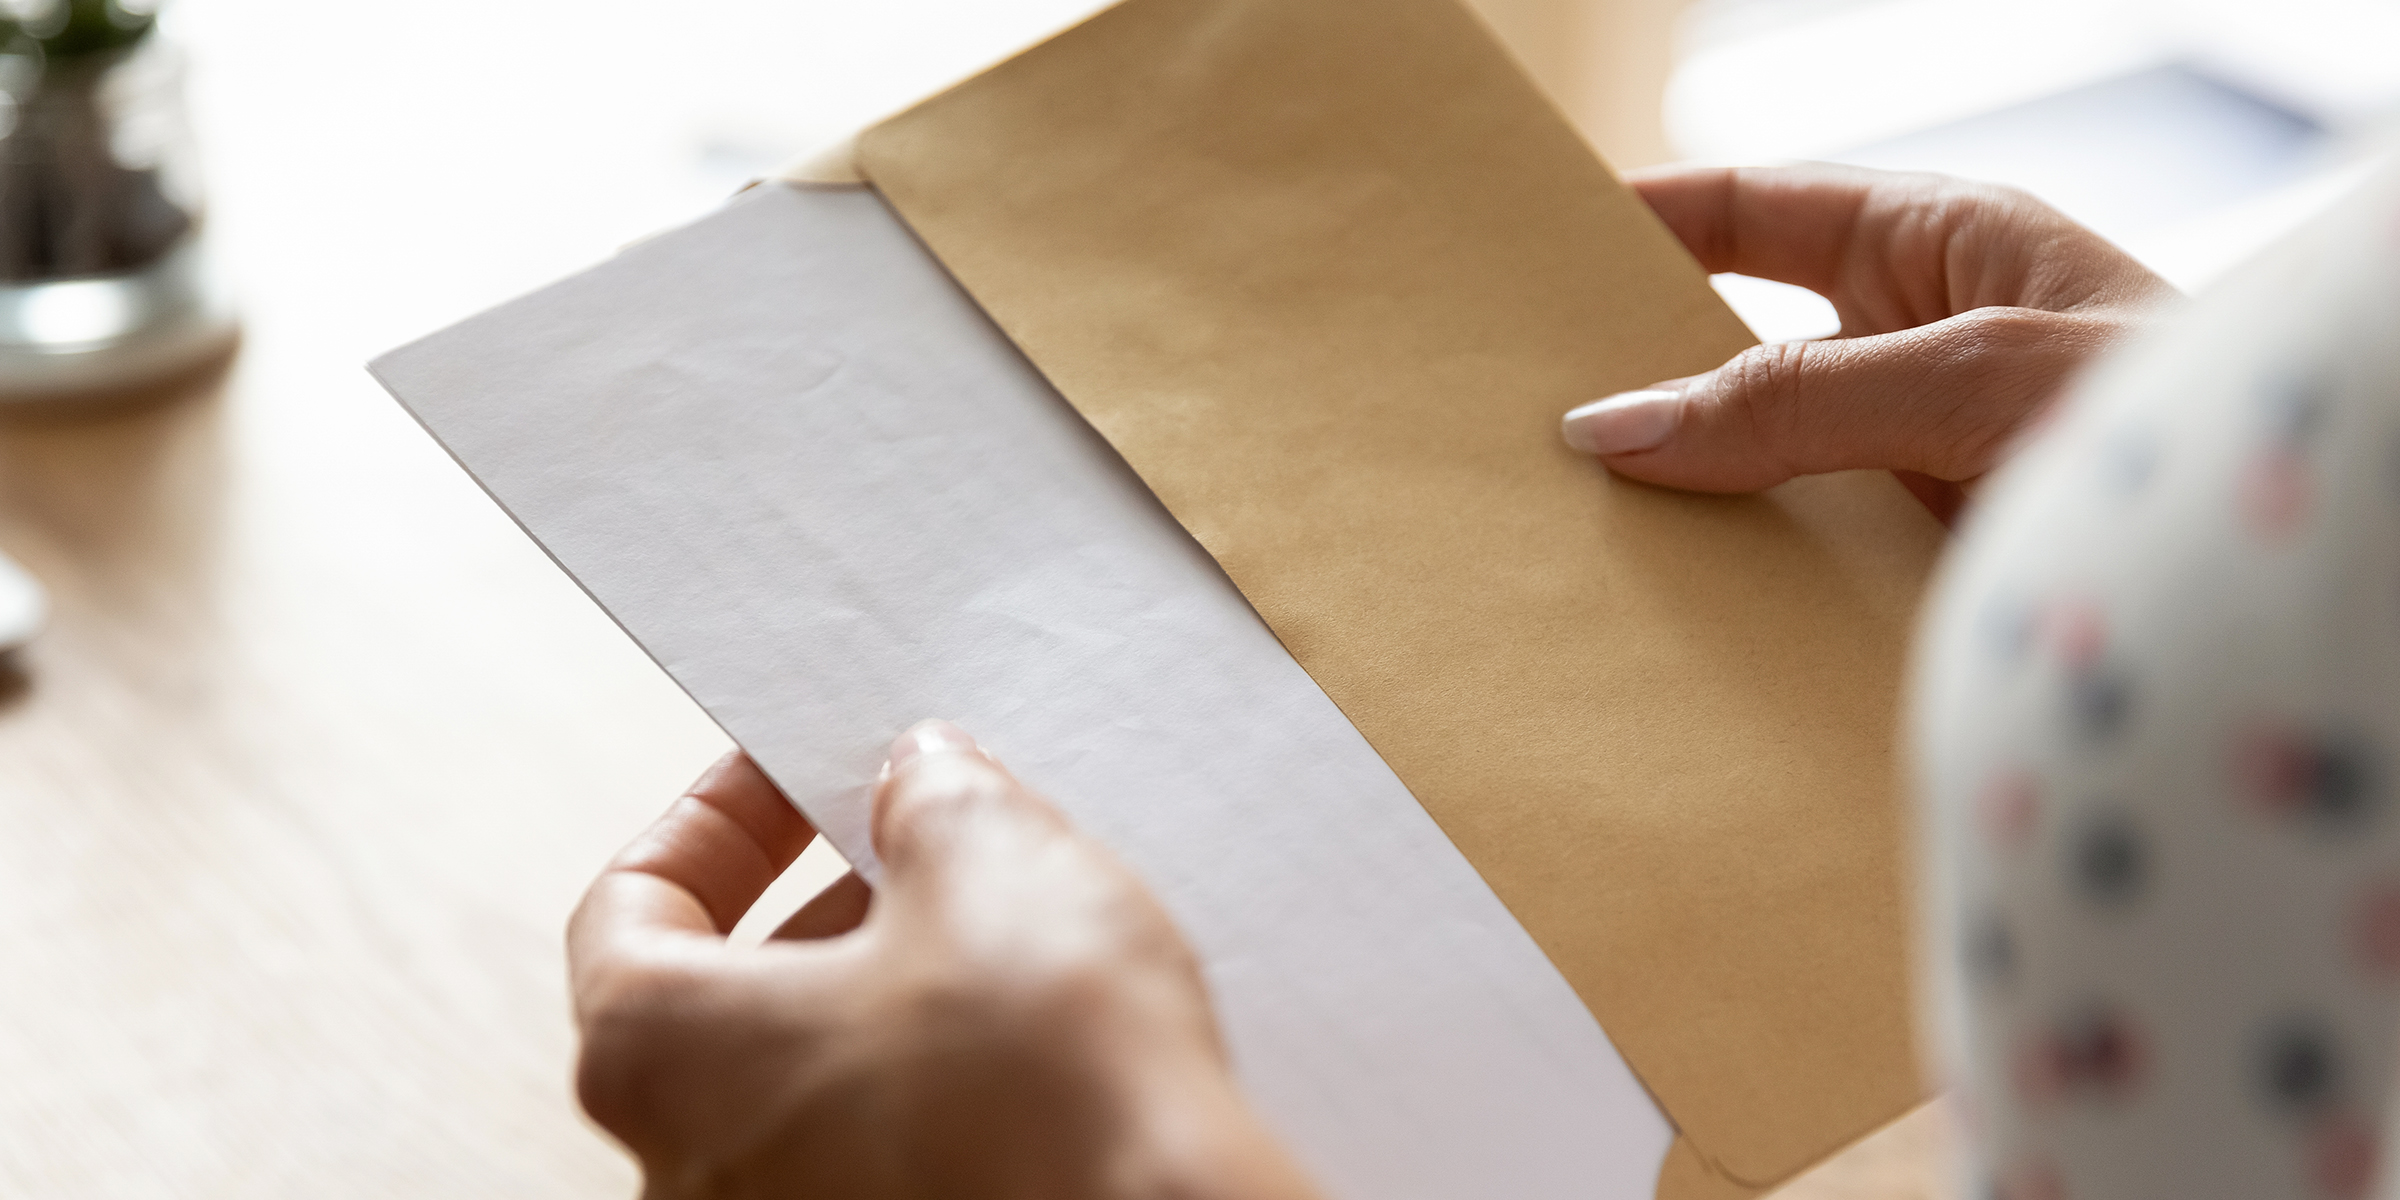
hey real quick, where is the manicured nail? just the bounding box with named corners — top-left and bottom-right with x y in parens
top-left (1562, 389), bottom-right (1681, 456)
top-left (887, 718), bottom-right (980, 770)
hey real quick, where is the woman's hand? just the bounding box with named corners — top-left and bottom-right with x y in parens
top-left (1564, 164), bottom-right (2176, 519)
top-left (568, 721), bottom-right (1323, 1200)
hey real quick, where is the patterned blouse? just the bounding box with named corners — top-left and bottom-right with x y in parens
top-left (1915, 167), bottom-right (2400, 1200)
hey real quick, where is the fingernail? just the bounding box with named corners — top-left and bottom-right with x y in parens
top-left (887, 718), bottom-right (980, 770)
top-left (1562, 389), bottom-right (1682, 456)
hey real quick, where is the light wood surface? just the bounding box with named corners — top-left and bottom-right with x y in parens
top-left (0, 1), bottom-right (1951, 1196)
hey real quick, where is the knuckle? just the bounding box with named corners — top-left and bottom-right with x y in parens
top-left (1939, 306), bottom-right (2055, 359)
top-left (1911, 175), bottom-right (2046, 223)
top-left (1714, 341), bottom-right (1817, 466)
top-left (1894, 170), bottom-right (1975, 207)
top-left (874, 756), bottom-right (1044, 861)
top-left (570, 957), bottom-right (702, 1137)
top-left (1973, 180), bottom-right (2063, 221)
top-left (882, 756), bottom-right (1008, 818)
top-left (572, 1038), bottom-right (646, 1137)
top-left (1963, 303), bottom-right (2062, 337)
top-left (576, 958), bottom-right (692, 1048)
top-left (583, 954), bottom-right (678, 1013)
top-left (1950, 176), bottom-right (2039, 210)
top-left (1876, 172), bottom-right (1976, 220)
top-left (1721, 339), bottom-right (1813, 407)
top-left (1937, 307), bottom-right (2114, 385)
top-left (1882, 177), bottom-right (2068, 266)
top-left (1916, 308), bottom-right (2093, 473)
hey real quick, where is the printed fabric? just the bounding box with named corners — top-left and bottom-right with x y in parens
top-left (1915, 169), bottom-right (2400, 1200)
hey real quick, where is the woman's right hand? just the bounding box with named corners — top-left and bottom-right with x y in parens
top-left (1563, 165), bottom-right (2177, 520)
top-left (568, 722), bottom-right (1324, 1200)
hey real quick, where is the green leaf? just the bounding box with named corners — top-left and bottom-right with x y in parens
top-left (0, 0), bottom-right (156, 61)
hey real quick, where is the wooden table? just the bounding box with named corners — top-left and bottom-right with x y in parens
top-left (0, 1), bottom-right (1951, 1195)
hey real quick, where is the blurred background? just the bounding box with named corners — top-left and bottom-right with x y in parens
top-left (0, 0), bottom-right (2393, 1196)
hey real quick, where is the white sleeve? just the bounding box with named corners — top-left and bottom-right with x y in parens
top-left (1913, 170), bottom-right (2400, 1200)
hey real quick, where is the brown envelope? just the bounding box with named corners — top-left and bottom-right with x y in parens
top-left (855, 0), bottom-right (1946, 1188)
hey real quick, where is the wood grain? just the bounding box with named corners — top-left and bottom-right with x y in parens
top-left (0, 1), bottom-right (1949, 1196)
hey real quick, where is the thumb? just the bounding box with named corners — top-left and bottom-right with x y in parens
top-left (870, 719), bottom-right (1070, 890)
top-left (1562, 307), bottom-right (2110, 492)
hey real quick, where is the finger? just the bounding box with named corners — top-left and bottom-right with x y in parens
top-left (870, 719), bottom-right (1072, 891)
top-left (769, 871), bottom-right (875, 941)
top-left (1563, 306), bottom-right (2119, 492)
top-left (1628, 163), bottom-right (1887, 297)
top-left (571, 751), bottom-right (817, 950)
top-left (1631, 164), bottom-right (2165, 332)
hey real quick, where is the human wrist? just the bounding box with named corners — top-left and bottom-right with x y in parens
top-left (1110, 1052), bottom-right (1322, 1200)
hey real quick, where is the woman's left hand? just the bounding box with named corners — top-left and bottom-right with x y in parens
top-left (1567, 165), bottom-right (2177, 520)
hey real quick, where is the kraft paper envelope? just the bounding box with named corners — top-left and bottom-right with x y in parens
top-left (374, 183), bottom-right (1681, 1200)
top-left (848, 0), bottom-right (1947, 1188)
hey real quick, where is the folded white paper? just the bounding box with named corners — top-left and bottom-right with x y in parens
top-left (371, 183), bottom-right (1671, 1200)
